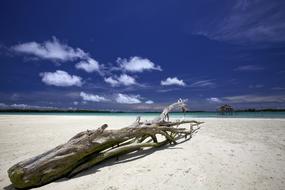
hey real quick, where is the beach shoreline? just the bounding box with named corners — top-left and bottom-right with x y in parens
top-left (0, 115), bottom-right (285, 190)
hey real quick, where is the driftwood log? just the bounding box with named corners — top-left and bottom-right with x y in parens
top-left (8, 99), bottom-right (204, 189)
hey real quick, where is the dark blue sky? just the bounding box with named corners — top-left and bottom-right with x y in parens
top-left (0, 0), bottom-right (285, 111)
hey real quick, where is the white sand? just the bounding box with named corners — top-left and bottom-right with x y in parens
top-left (0, 115), bottom-right (285, 190)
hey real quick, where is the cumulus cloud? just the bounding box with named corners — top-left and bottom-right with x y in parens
top-left (207, 97), bottom-right (222, 103)
top-left (117, 74), bottom-right (136, 86)
top-left (115, 93), bottom-right (142, 104)
top-left (190, 80), bottom-right (215, 88)
top-left (80, 92), bottom-right (108, 102)
top-left (145, 100), bottom-right (154, 104)
top-left (104, 74), bottom-right (137, 87)
top-left (11, 37), bottom-right (102, 73)
top-left (161, 77), bottom-right (186, 86)
top-left (117, 56), bottom-right (162, 72)
top-left (104, 77), bottom-right (119, 87)
top-left (12, 37), bottom-right (87, 62)
top-left (75, 58), bottom-right (100, 73)
top-left (40, 70), bottom-right (82, 87)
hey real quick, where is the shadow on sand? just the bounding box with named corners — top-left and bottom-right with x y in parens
top-left (66, 135), bottom-right (190, 180)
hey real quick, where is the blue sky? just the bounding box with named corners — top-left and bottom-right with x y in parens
top-left (0, 0), bottom-right (285, 111)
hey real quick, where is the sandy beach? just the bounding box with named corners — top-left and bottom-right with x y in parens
top-left (0, 115), bottom-right (285, 190)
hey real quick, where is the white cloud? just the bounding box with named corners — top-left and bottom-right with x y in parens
top-left (12, 37), bottom-right (87, 62)
top-left (117, 56), bottom-right (162, 72)
top-left (145, 100), bottom-right (154, 104)
top-left (190, 80), bottom-right (215, 88)
top-left (235, 65), bottom-right (264, 71)
top-left (80, 92), bottom-right (108, 102)
top-left (161, 77), bottom-right (186, 86)
top-left (11, 37), bottom-right (102, 73)
top-left (115, 93), bottom-right (141, 104)
top-left (40, 70), bottom-right (82, 87)
top-left (117, 74), bottom-right (136, 86)
top-left (75, 58), bottom-right (100, 73)
top-left (104, 74), bottom-right (137, 86)
top-left (104, 77), bottom-right (119, 87)
top-left (207, 97), bottom-right (222, 103)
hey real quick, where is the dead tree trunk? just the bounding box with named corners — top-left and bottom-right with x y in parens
top-left (8, 99), bottom-right (203, 189)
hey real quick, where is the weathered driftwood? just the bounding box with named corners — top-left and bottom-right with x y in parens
top-left (8, 99), bottom-right (204, 189)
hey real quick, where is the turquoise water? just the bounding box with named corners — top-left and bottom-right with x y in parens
top-left (1, 112), bottom-right (285, 118)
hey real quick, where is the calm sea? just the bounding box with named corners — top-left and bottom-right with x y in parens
top-left (1, 112), bottom-right (285, 118)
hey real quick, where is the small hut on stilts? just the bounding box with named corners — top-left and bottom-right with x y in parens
top-left (218, 104), bottom-right (234, 115)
